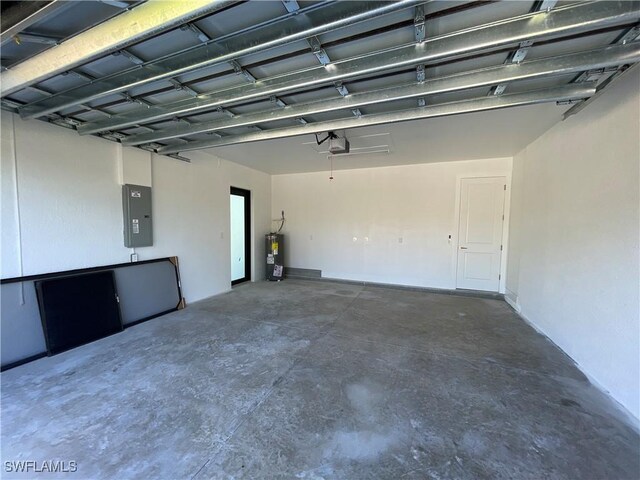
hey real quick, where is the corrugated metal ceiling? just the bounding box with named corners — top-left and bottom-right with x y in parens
top-left (0, 0), bottom-right (638, 161)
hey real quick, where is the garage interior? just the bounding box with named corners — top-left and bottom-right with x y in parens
top-left (1, 0), bottom-right (639, 478)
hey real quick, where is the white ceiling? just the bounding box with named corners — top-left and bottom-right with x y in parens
top-left (206, 102), bottom-right (571, 175)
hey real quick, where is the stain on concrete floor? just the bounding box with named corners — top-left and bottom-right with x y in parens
top-left (1, 280), bottom-right (638, 479)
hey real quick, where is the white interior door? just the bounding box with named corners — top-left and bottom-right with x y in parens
top-left (456, 177), bottom-right (506, 292)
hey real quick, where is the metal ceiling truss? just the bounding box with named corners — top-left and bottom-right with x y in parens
top-left (1, 0), bottom-right (239, 96)
top-left (120, 44), bottom-right (640, 147)
top-left (42, 1), bottom-right (495, 122)
top-left (157, 84), bottom-right (597, 154)
top-left (16, 0), bottom-right (426, 119)
top-left (57, 16), bottom-right (634, 124)
top-left (1, 0), bottom-right (639, 160)
top-left (74, 1), bottom-right (640, 136)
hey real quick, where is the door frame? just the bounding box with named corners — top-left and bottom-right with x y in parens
top-left (230, 186), bottom-right (251, 286)
top-left (451, 173), bottom-right (511, 294)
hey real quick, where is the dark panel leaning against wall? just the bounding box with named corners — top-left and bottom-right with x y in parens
top-left (0, 257), bottom-right (184, 371)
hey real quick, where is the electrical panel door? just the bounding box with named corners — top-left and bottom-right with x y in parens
top-left (122, 184), bottom-right (152, 248)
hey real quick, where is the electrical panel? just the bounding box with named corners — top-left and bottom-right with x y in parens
top-left (122, 184), bottom-right (152, 248)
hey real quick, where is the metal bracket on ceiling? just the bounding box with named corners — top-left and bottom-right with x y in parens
top-left (492, 84), bottom-right (507, 96)
top-left (334, 81), bottom-right (361, 117)
top-left (101, 130), bottom-right (128, 141)
top-left (173, 116), bottom-right (192, 125)
top-left (281, 0), bottom-right (301, 14)
top-left (270, 95), bottom-right (287, 108)
top-left (539, 0), bottom-right (558, 12)
top-left (168, 79), bottom-right (199, 97)
top-left (216, 106), bottom-right (235, 118)
top-left (511, 40), bottom-right (534, 64)
top-left (139, 142), bottom-right (164, 153)
top-left (414, 4), bottom-right (425, 43)
top-left (308, 36), bottom-right (331, 66)
top-left (121, 92), bottom-right (151, 107)
top-left (416, 64), bottom-right (426, 83)
top-left (114, 49), bottom-right (144, 65)
top-left (53, 114), bottom-right (81, 127)
top-left (48, 118), bottom-right (77, 129)
top-left (574, 67), bottom-right (618, 83)
top-left (229, 59), bottom-right (256, 83)
top-left (334, 82), bottom-right (349, 97)
top-left (180, 23), bottom-right (210, 44)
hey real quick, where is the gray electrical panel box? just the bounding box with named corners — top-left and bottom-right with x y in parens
top-left (122, 184), bottom-right (152, 248)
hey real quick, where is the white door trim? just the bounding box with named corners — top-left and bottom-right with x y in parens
top-left (451, 173), bottom-right (511, 294)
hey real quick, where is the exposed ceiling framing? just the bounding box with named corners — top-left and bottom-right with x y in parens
top-left (1, 0), bottom-right (639, 162)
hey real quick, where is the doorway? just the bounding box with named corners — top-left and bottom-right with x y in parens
top-left (230, 187), bottom-right (251, 286)
top-left (456, 177), bottom-right (506, 292)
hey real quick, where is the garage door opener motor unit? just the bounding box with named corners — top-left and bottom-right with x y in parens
top-left (316, 131), bottom-right (350, 154)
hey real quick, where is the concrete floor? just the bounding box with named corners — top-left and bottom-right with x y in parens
top-left (2, 279), bottom-right (638, 479)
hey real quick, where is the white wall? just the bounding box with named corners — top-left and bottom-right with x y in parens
top-left (1, 112), bottom-right (271, 302)
top-left (506, 67), bottom-right (640, 420)
top-left (144, 150), bottom-right (271, 301)
top-left (272, 157), bottom-right (512, 291)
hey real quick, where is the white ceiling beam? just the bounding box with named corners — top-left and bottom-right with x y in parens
top-left (0, 0), bottom-right (236, 97)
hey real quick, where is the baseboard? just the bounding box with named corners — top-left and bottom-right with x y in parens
top-left (283, 273), bottom-right (504, 300)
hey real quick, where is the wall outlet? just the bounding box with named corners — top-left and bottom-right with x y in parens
top-left (130, 253), bottom-right (138, 262)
